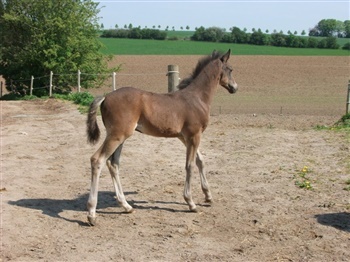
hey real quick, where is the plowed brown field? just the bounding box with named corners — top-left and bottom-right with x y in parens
top-left (1, 55), bottom-right (350, 261)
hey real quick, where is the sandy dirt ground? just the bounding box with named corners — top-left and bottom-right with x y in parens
top-left (1, 55), bottom-right (350, 261)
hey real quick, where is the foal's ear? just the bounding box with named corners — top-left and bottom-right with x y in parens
top-left (211, 49), bottom-right (218, 57)
top-left (220, 49), bottom-right (231, 63)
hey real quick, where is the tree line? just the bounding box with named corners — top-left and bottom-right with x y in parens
top-left (101, 28), bottom-right (167, 40)
top-left (101, 25), bottom-right (349, 50)
top-left (191, 26), bottom-right (346, 50)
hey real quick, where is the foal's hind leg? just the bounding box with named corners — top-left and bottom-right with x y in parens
top-left (106, 143), bottom-right (134, 213)
top-left (196, 151), bottom-right (213, 203)
top-left (87, 137), bottom-right (123, 225)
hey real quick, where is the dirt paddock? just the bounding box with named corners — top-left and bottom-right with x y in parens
top-left (1, 55), bottom-right (350, 261)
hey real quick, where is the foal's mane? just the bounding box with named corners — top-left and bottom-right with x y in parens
top-left (177, 51), bottom-right (223, 90)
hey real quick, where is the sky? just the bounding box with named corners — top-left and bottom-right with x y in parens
top-left (95, 0), bottom-right (350, 35)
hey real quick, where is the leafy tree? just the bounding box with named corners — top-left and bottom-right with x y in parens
top-left (0, 0), bottom-right (111, 95)
top-left (335, 20), bottom-right (344, 37)
top-left (301, 30), bottom-right (306, 36)
top-left (191, 26), bottom-right (206, 41)
top-left (310, 19), bottom-right (337, 37)
top-left (343, 20), bottom-right (350, 37)
top-left (249, 31), bottom-right (268, 45)
top-left (230, 27), bottom-right (247, 43)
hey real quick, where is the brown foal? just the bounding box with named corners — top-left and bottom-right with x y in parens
top-left (86, 49), bottom-right (238, 225)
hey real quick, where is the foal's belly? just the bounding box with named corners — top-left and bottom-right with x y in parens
top-left (135, 122), bottom-right (181, 138)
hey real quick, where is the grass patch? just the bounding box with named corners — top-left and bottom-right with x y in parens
top-left (315, 114), bottom-right (350, 131)
top-left (344, 179), bottom-right (350, 191)
top-left (1, 92), bottom-right (94, 113)
top-left (99, 37), bottom-right (350, 56)
top-left (52, 92), bottom-right (94, 113)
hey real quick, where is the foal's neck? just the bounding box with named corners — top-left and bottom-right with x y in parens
top-left (192, 60), bottom-right (221, 105)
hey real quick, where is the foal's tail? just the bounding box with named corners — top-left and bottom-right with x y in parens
top-left (87, 96), bottom-right (105, 145)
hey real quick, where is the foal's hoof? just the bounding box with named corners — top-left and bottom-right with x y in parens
top-left (87, 215), bottom-right (97, 226)
top-left (189, 206), bottom-right (198, 213)
top-left (125, 206), bottom-right (134, 213)
top-left (205, 198), bottom-right (213, 204)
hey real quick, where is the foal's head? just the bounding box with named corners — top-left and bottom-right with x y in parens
top-left (217, 49), bottom-right (238, 94)
top-left (177, 49), bottom-right (238, 93)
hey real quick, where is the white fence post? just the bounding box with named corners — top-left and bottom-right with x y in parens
top-left (49, 71), bottom-right (53, 97)
top-left (77, 70), bottom-right (81, 93)
top-left (30, 76), bottom-right (34, 96)
top-left (112, 72), bottom-right (116, 91)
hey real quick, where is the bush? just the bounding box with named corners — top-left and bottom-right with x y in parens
top-left (68, 92), bottom-right (94, 106)
top-left (192, 26), bottom-right (225, 42)
top-left (343, 42), bottom-right (350, 50)
top-left (249, 31), bottom-right (268, 45)
top-left (307, 37), bottom-right (319, 48)
top-left (325, 37), bottom-right (339, 49)
top-left (270, 33), bottom-right (287, 47)
top-left (53, 92), bottom-right (94, 106)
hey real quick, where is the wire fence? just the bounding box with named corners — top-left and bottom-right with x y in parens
top-left (1, 69), bottom-right (349, 116)
top-left (0, 69), bottom-right (176, 97)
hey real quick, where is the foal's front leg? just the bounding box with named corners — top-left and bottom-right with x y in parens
top-left (183, 135), bottom-right (201, 212)
top-left (179, 136), bottom-right (212, 205)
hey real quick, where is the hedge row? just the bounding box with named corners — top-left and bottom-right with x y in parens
top-left (101, 28), bottom-right (167, 40)
top-left (191, 27), bottom-right (346, 50)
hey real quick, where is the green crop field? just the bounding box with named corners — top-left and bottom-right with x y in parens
top-left (99, 37), bottom-right (350, 56)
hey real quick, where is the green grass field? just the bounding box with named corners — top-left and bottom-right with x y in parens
top-left (99, 37), bottom-right (350, 56)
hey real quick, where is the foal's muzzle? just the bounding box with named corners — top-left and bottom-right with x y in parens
top-left (228, 83), bottom-right (238, 94)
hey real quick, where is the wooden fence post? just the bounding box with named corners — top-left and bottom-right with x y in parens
top-left (30, 76), bottom-right (34, 96)
top-left (0, 81), bottom-right (3, 98)
top-left (77, 70), bottom-right (81, 93)
top-left (112, 72), bottom-right (116, 91)
top-left (346, 80), bottom-right (350, 114)
top-left (167, 65), bottom-right (179, 93)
